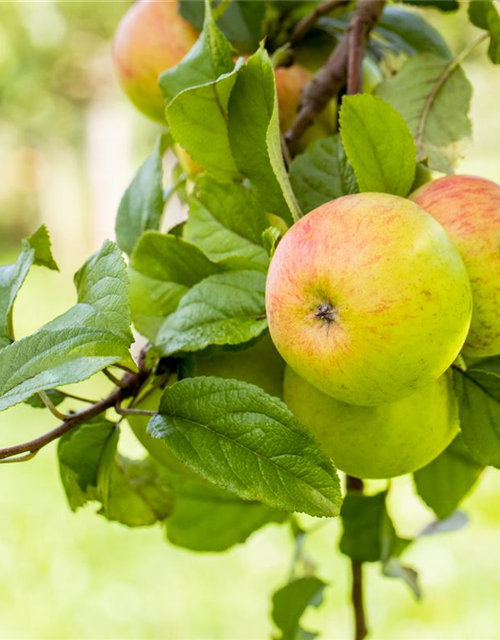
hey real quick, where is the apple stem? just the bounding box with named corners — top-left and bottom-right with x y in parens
top-left (347, 475), bottom-right (369, 640)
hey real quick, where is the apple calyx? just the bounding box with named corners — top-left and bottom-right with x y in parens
top-left (315, 302), bottom-right (336, 325)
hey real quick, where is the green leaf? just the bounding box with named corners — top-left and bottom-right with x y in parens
top-left (375, 53), bottom-right (472, 173)
top-left (419, 510), bottom-right (468, 536)
top-left (272, 577), bottom-right (326, 640)
top-left (167, 481), bottom-right (286, 552)
top-left (179, 0), bottom-right (266, 52)
top-left (115, 133), bottom-right (169, 256)
top-left (0, 225), bottom-right (58, 349)
top-left (228, 47), bottom-right (301, 225)
top-left (25, 388), bottom-right (66, 409)
top-left (184, 176), bottom-right (270, 271)
top-left (148, 377), bottom-right (342, 517)
top-left (341, 492), bottom-right (420, 598)
top-left (375, 6), bottom-right (451, 58)
top-left (382, 559), bottom-right (421, 600)
top-left (100, 454), bottom-right (173, 528)
top-left (163, 4), bottom-right (241, 182)
top-left (339, 94), bottom-right (416, 196)
top-left (155, 270), bottom-right (268, 356)
top-left (73, 240), bottom-right (133, 344)
top-left (160, 2), bottom-right (235, 104)
top-left (453, 367), bottom-right (500, 467)
top-left (468, 1), bottom-right (500, 64)
top-left (58, 418), bottom-right (118, 510)
top-left (129, 232), bottom-right (222, 341)
top-left (166, 65), bottom-right (242, 183)
top-left (0, 241), bottom-right (132, 412)
top-left (289, 135), bottom-right (358, 214)
top-left (414, 434), bottom-right (483, 519)
top-left (396, 0), bottom-right (459, 11)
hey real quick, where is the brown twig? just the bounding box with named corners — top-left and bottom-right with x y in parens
top-left (346, 475), bottom-right (368, 640)
top-left (290, 0), bottom-right (351, 45)
top-left (347, 0), bottom-right (385, 94)
top-left (285, 0), bottom-right (386, 150)
top-left (0, 369), bottom-right (149, 463)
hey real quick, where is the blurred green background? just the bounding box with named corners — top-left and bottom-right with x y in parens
top-left (1, 2), bottom-right (500, 639)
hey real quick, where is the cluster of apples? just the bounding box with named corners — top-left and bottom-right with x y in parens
top-left (112, 2), bottom-right (500, 481)
top-left (112, 0), bottom-right (381, 168)
top-left (268, 177), bottom-right (500, 478)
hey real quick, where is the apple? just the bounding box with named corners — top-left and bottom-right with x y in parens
top-left (128, 335), bottom-right (285, 469)
top-left (112, 0), bottom-right (198, 122)
top-left (412, 175), bottom-right (500, 357)
top-left (362, 56), bottom-right (383, 93)
top-left (284, 366), bottom-right (459, 479)
top-left (266, 193), bottom-right (472, 406)
top-left (275, 64), bottom-right (335, 146)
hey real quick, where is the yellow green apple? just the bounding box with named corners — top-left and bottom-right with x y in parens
top-left (362, 56), bottom-right (383, 93)
top-left (412, 175), bottom-right (500, 357)
top-left (284, 366), bottom-right (459, 479)
top-left (112, 0), bottom-right (198, 122)
top-left (128, 335), bottom-right (285, 470)
top-left (266, 193), bottom-right (472, 406)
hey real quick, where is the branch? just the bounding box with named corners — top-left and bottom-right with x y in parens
top-left (347, 0), bottom-right (385, 94)
top-left (290, 0), bottom-right (351, 45)
top-left (0, 369), bottom-right (149, 464)
top-left (346, 475), bottom-right (368, 640)
top-left (285, 0), bottom-right (386, 150)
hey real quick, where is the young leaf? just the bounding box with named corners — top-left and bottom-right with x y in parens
top-left (0, 225), bottom-right (58, 349)
top-left (289, 135), bottom-right (358, 214)
top-left (166, 481), bottom-right (286, 552)
top-left (453, 367), bottom-right (500, 467)
top-left (340, 492), bottom-right (420, 598)
top-left (271, 577), bottom-right (326, 640)
top-left (58, 418), bottom-right (118, 510)
top-left (468, 1), bottom-right (500, 64)
top-left (178, 0), bottom-right (266, 53)
top-left (375, 6), bottom-right (451, 58)
top-left (155, 270), bottom-right (268, 356)
top-left (148, 377), bottom-right (342, 517)
top-left (100, 454), bottom-right (173, 528)
top-left (228, 47), bottom-right (301, 225)
top-left (414, 434), bottom-right (483, 520)
top-left (184, 176), bottom-right (270, 271)
top-left (163, 3), bottom-right (241, 182)
top-left (339, 94), bottom-right (416, 196)
top-left (115, 132), bottom-right (169, 256)
top-left (0, 241), bottom-right (132, 411)
top-left (129, 231), bottom-right (222, 341)
top-left (375, 53), bottom-right (472, 172)
top-left (160, 0), bottom-right (235, 104)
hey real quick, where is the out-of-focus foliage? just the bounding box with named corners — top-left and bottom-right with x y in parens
top-left (0, 1), bottom-right (133, 248)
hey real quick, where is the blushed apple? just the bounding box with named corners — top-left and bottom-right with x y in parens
top-left (412, 175), bottom-right (500, 357)
top-left (113, 0), bottom-right (198, 122)
top-left (266, 193), bottom-right (472, 406)
top-left (284, 366), bottom-right (459, 479)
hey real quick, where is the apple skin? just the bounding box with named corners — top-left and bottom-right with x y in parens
top-left (113, 0), bottom-right (198, 122)
top-left (128, 335), bottom-right (285, 470)
top-left (275, 64), bottom-right (335, 145)
top-left (284, 366), bottom-right (459, 479)
top-left (362, 56), bottom-right (383, 93)
top-left (412, 175), bottom-right (500, 357)
top-left (266, 193), bottom-right (472, 406)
